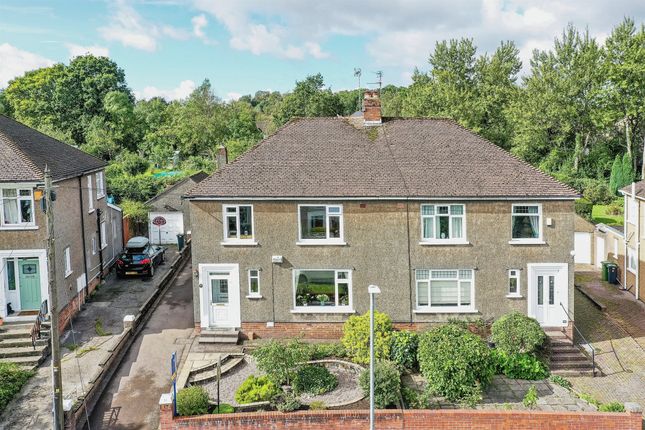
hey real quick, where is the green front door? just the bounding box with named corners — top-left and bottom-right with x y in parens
top-left (18, 259), bottom-right (41, 310)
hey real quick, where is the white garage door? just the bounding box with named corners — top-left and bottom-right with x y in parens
top-left (574, 232), bottom-right (592, 264)
top-left (149, 212), bottom-right (184, 245)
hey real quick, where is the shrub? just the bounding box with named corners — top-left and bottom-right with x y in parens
top-left (292, 365), bottom-right (337, 395)
top-left (309, 400), bottom-right (327, 410)
top-left (574, 198), bottom-right (593, 220)
top-left (212, 403), bottom-right (235, 414)
top-left (401, 386), bottom-right (428, 409)
top-left (308, 342), bottom-right (347, 360)
top-left (252, 339), bottom-right (311, 386)
top-left (549, 375), bottom-right (572, 390)
top-left (234, 375), bottom-right (280, 404)
top-left (491, 312), bottom-right (546, 355)
top-left (582, 179), bottom-right (613, 205)
top-left (599, 402), bottom-right (625, 412)
top-left (272, 391), bottom-right (301, 412)
top-left (493, 350), bottom-right (549, 380)
top-left (342, 311), bottom-right (393, 365)
top-left (358, 360), bottom-right (401, 409)
top-left (0, 363), bottom-right (34, 412)
top-left (578, 392), bottom-right (601, 408)
top-left (176, 386), bottom-right (210, 416)
top-left (389, 330), bottom-right (419, 370)
top-left (522, 385), bottom-right (538, 409)
top-left (417, 324), bottom-right (496, 406)
top-left (606, 200), bottom-right (623, 216)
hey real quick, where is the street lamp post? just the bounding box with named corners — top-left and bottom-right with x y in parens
top-left (368, 284), bottom-right (381, 430)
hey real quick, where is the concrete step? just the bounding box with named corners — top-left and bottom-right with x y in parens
top-left (189, 357), bottom-right (245, 384)
top-left (0, 338), bottom-right (48, 348)
top-left (0, 345), bottom-right (47, 358)
top-left (1, 322), bottom-right (50, 329)
top-left (0, 329), bottom-right (50, 340)
top-left (550, 361), bottom-right (594, 370)
top-left (551, 369), bottom-right (596, 377)
top-left (199, 336), bottom-right (239, 344)
top-left (0, 355), bottom-right (43, 368)
top-left (550, 353), bottom-right (589, 362)
top-left (199, 329), bottom-right (240, 344)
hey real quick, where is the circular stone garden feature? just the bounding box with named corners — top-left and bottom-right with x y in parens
top-left (298, 359), bottom-right (365, 408)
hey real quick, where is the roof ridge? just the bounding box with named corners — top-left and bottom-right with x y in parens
top-left (0, 127), bottom-right (44, 179)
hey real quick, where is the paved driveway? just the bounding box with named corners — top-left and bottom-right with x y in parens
top-left (571, 271), bottom-right (645, 411)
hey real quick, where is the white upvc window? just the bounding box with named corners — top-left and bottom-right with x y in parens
top-left (87, 175), bottom-right (94, 212)
top-left (420, 204), bottom-right (466, 243)
top-left (628, 197), bottom-right (637, 225)
top-left (96, 171), bottom-right (105, 199)
top-left (100, 221), bottom-right (107, 249)
top-left (507, 269), bottom-right (521, 297)
top-left (293, 269), bottom-right (352, 312)
top-left (248, 269), bottom-right (261, 297)
top-left (0, 187), bottom-right (35, 227)
top-left (222, 204), bottom-right (255, 244)
top-left (64, 247), bottom-right (72, 277)
top-left (511, 203), bottom-right (542, 243)
top-left (627, 247), bottom-right (637, 273)
top-left (415, 269), bottom-right (475, 312)
top-left (297, 204), bottom-right (344, 245)
top-left (92, 235), bottom-right (97, 255)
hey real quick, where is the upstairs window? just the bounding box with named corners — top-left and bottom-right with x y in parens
top-left (223, 205), bottom-right (254, 242)
top-left (87, 175), bottom-right (94, 212)
top-left (420, 204), bottom-right (465, 242)
top-left (96, 172), bottom-right (105, 199)
top-left (298, 205), bottom-right (344, 244)
top-left (1, 188), bottom-right (34, 226)
top-left (511, 204), bottom-right (541, 241)
top-left (64, 247), bottom-right (72, 277)
top-left (628, 197), bottom-right (637, 225)
top-left (100, 221), bottom-right (107, 249)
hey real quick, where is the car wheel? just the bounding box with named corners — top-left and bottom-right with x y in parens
top-left (148, 265), bottom-right (155, 278)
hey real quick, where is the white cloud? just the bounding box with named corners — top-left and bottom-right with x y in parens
top-left (135, 79), bottom-right (196, 101)
top-left (223, 92), bottom-right (242, 102)
top-left (66, 43), bottom-right (110, 59)
top-left (0, 43), bottom-right (54, 88)
top-left (191, 13), bottom-right (216, 45)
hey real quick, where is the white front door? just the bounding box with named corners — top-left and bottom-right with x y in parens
top-left (595, 236), bottom-right (605, 268)
top-left (528, 264), bottom-right (568, 327)
top-left (199, 264), bottom-right (241, 329)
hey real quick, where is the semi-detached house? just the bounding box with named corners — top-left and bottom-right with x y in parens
top-left (186, 91), bottom-right (579, 339)
top-left (0, 115), bottom-right (123, 330)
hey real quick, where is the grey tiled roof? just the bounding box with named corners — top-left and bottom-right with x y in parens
top-left (621, 181), bottom-right (645, 199)
top-left (0, 115), bottom-right (106, 183)
top-left (186, 117), bottom-right (578, 199)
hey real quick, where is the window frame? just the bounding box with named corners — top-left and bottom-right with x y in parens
top-left (292, 269), bottom-right (353, 313)
top-left (628, 197), bottom-right (637, 225)
top-left (419, 204), bottom-right (467, 244)
top-left (222, 204), bottom-right (256, 245)
top-left (92, 235), bottom-right (97, 255)
top-left (87, 175), bottom-right (95, 213)
top-left (414, 269), bottom-right (475, 313)
top-left (297, 204), bottom-right (345, 245)
top-left (0, 186), bottom-right (35, 228)
top-left (64, 246), bottom-right (72, 278)
top-left (100, 221), bottom-right (107, 249)
top-left (510, 203), bottom-right (543, 244)
top-left (247, 269), bottom-right (261, 298)
top-left (507, 269), bottom-right (521, 297)
top-left (96, 171), bottom-right (106, 199)
top-left (627, 246), bottom-right (637, 274)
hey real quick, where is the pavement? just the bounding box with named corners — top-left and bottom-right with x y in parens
top-left (569, 271), bottom-right (645, 411)
top-left (0, 247), bottom-right (183, 430)
top-left (88, 259), bottom-right (194, 429)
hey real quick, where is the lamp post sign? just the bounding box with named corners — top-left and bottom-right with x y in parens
top-left (152, 216), bottom-right (166, 245)
top-left (170, 352), bottom-right (177, 416)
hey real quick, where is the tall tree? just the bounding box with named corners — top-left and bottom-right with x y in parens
top-left (274, 74), bottom-right (342, 126)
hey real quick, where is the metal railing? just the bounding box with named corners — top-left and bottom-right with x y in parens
top-left (30, 300), bottom-right (48, 350)
top-left (559, 302), bottom-right (596, 377)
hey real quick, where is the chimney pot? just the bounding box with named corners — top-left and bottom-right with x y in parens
top-left (216, 145), bottom-right (228, 169)
top-left (363, 90), bottom-right (382, 126)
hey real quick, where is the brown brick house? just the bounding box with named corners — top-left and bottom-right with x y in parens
top-left (0, 115), bottom-right (123, 330)
top-left (186, 92), bottom-right (579, 338)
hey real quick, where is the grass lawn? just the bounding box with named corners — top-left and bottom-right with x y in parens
top-left (591, 205), bottom-right (623, 226)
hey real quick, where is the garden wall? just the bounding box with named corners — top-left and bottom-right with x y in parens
top-left (159, 403), bottom-right (642, 430)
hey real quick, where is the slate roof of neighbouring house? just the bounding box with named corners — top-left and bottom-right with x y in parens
top-left (146, 171), bottom-right (208, 205)
top-left (186, 117), bottom-right (579, 199)
top-left (620, 181), bottom-right (645, 199)
top-left (0, 114), bottom-right (106, 183)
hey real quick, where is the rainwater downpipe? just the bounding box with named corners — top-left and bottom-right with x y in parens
top-left (635, 182), bottom-right (640, 300)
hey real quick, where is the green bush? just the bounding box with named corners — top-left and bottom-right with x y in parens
top-left (549, 375), bottom-right (572, 390)
top-left (272, 391), bottom-right (301, 412)
top-left (493, 350), bottom-right (549, 380)
top-left (491, 312), bottom-right (546, 355)
top-left (252, 339), bottom-right (311, 385)
top-left (292, 365), bottom-right (337, 395)
top-left (176, 386), bottom-right (210, 416)
top-left (212, 403), bottom-right (235, 414)
top-left (582, 179), bottom-right (613, 205)
top-left (309, 400), bottom-right (327, 410)
top-left (417, 324), bottom-right (496, 406)
top-left (599, 402), bottom-right (625, 412)
top-left (358, 360), bottom-right (401, 409)
top-left (342, 311), bottom-right (393, 365)
top-left (578, 392), bottom-right (601, 408)
top-left (523, 385), bottom-right (538, 409)
top-left (234, 375), bottom-right (280, 404)
top-left (389, 330), bottom-right (419, 370)
top-left (0, 363), bottom-right (34, 412)
top-left (308, 342), bottom-right (347, 360)
top-left (574, 198), bottom-right (593, 220)
top-left (401, 386), bottom-right (428, 409)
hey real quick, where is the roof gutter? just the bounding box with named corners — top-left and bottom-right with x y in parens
top-left (184, 195), bottom-right (580, 202)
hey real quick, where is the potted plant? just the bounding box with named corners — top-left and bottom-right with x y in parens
top-left (316, 294), bottom-right (330, 306)
top-left (296, 295), bottom-right (308, 306)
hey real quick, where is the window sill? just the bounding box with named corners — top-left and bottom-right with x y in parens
top-left (296, 241), bottom-right (347, 246)
top-left (97, 194), bottom-right (105, 200)
top-left (64, 271), bottom-right (73, 278)
top-left (291, 308), bottom-right (355, 314)
top-left (419, 240), bottom-right (470, 246)
top-left (627, 268), bottom-right (636, 275)
top-left (221, 240), bottom-right (259, 246)
top-left (246, 294), bottom-right (263, 299)
top-left (508, 240), bottom-right (546, 245)
top-left (88, 209), bottom-right (95, 214)
top-left (413, 308), bottom-right (479, 314)
top-left (506, 294), bottom-right (524, 299)
top-left (0, 225), bottom-right (38, 231)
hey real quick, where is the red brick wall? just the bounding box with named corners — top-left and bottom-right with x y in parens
top-left (159, 406), bottom-right (642, 430)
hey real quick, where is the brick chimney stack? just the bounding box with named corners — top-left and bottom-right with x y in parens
top-left (216, 145), bottom-right (228, 169)
top-left (363, 90), bottom-right (382, 126)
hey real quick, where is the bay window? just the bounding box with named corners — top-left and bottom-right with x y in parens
top-left (223, 205), bottom-right (254, 243)
top-left (298, 205), bottom-right (344, 244)
top-left (511, 204), bottom-right (542, 241)
top-left (416, 269), bottom-right (474, 312)
top-left (420, 204), bottom-right (465, 243)
top-left (1, 187), bottom-right (34, 227)
top-left (293, 269), bottom-right (352, 310)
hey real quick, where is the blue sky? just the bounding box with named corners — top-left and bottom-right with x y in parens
top-left (1, 0), bottom-right (643, 101)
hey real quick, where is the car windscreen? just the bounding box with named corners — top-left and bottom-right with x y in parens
top-left (120, 253), bottom-right (147, 263)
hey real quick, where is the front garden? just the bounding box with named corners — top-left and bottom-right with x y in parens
top-left (176, 311), bottom-right (626, 416)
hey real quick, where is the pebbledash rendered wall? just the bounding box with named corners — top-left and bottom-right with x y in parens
top-left (190, 199), bottom-right (575, 337)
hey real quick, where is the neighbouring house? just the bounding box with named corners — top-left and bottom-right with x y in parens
top-left (186, 91), bottom-right (579, 340)
top-left (617, 182), bottom-right (645, 302)
top-left (0, 115), bottom-right (123, 330)
top-left (574, 215), bottom-right (596, 266)
top-left (146, 171), bottom-right (208, 245)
